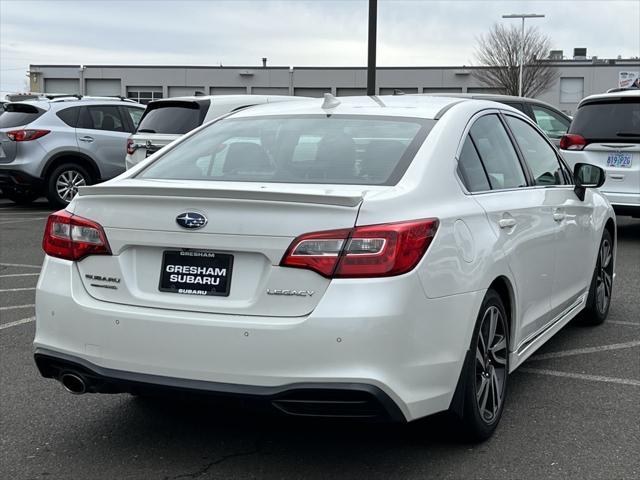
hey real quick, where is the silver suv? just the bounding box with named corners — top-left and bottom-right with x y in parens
top-left (0, 96), bottom-right (144, 207)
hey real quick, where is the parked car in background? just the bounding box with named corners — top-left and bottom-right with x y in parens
top-left (35, 95), bottom-right (615, 441)
top-left (560, 89), bottom-right (640, 217)
top-left (0, 96), bottom-right (144, 207)
top-left (125, 95), bottom-right (307, 169)
top-left (424, 93), bottom-right (572, 146)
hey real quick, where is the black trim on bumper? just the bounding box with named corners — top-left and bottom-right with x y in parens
top-left (34, 348), bottom-right (406, 422)
top-left (612, 204), bottom-right (640, 218)
top-left (0, 169), bottom-right (43, 189)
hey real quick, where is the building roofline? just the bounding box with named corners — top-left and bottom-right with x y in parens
top-left (29, 61), bottom-right (640, 71)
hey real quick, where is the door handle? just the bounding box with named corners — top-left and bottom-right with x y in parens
top-left (79, 136), bottom-right (94, 143)
top-left (498, 218), bottom-right (517, 229)
top-left (553, 208), bottom-right (566, 222)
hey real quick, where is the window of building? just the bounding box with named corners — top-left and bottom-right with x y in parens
top-left (559, 78), bottom-right (584, 103)
top-left (127, 87), bottom-right (163, 105)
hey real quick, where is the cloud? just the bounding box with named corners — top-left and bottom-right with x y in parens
top-left (1, 0), bottom-right (638, 91)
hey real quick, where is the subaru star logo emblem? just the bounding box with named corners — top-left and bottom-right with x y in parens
top-left (176, 212), bottom-right (207, 229)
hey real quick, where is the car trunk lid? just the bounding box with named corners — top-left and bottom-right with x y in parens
top-left (70, 179), bottom-right (376, 318)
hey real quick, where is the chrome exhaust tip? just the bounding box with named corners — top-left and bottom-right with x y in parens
top-left (60, 372), bottom-right (86, 395)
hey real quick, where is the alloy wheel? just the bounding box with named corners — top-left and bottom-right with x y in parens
top-left (595, 238), bottom-right (613, 315)
top-left (55, 170), bottom-right (86, 203)
top-left (475, 305), bottom-right (508, 423)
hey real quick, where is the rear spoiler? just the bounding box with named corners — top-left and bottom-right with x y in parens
top-left (77, 184), bottom-right (364, 207)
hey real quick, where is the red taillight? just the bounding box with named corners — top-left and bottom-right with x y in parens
top-left (281, 219), bottom-right (439, 278)
top-left (6, 129), bottom-right (50, 142)
top-left (126, 138), bottom-right (136, 155)
top-left (42, 210), bottom-right (111, 261)
top-left (559, 134), bottom-right (587, 151)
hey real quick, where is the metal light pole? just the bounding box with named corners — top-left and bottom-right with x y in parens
top-left (367, 0), bottom-right (378, 96)
top-left (502, 13), bottom-right (545, 97)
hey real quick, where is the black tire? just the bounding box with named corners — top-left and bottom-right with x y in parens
top-left (5, 187), bottom-right (41, 205)
top-left (458, 289), bottom-right (509, 441)
top-left (46, 163), bottom-right (91, 209)
top-left (576, 229), bottom-right (613, 326)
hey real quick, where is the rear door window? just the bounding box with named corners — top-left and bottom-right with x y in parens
top-left (56, 107), bottom-right (81, 127)
top-left (0, 103), bottom-right (45, 128)
top-left (505, 115), bottom-right (566, 186)
top-left (469, 114), bottom-right (527, 190)
top-left (569, 98), bottom-right (640, 143)
top-left (79, 106), bottom-right (126, 132)
top-left (457, 136), bottom-right (490, 192)
top-left (124, 107), bottom-right (144, 130)
top-left (531, 105), bottom-right (570, 140)
top-left (136, 100), bottom-right (209, 134)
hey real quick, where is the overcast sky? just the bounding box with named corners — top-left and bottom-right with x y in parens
top-left (1, 0), bottom-right (639, 91)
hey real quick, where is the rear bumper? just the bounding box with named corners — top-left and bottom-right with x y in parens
top-left (34, 348), bottom-right (405, 421)
top-left (0, 169), bottom-right (43, 189)
top-left (34, 256), bottom-right (484, 422)
top-left (602, 192), bottom-right (640, 216)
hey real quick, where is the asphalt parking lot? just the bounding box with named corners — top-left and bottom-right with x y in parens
top-left (0, 199), bottom-right (638, 480)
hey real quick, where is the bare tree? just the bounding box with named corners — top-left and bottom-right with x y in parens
top-left (473, 23), bottom-right (559, 97)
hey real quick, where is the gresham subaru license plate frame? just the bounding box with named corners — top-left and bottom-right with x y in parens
top-left (159, 250), bottom-right (233, 297)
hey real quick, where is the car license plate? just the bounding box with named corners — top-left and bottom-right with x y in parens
top-left (159, 250), bottom-right (233, 296)
top-left (606, 152), bottom-right (632, 168)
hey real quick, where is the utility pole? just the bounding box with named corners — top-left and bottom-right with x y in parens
top-left (502, 13), bottom-right (545, 97)
top-left (367, 0), bottom-right (378, 96)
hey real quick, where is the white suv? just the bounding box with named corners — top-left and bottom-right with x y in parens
top-left (125, 95), bottom-right (305, 169)
top-left (560, 89), bottom-right (640, 217)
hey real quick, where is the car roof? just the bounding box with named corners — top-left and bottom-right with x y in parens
top-left (579, 89), bottom-right (640, 106)
top-left (150, 94), bottom-right (305, 104)
top-left (228, 94), bottom-right (494, 120)
top-left (5, 98), bottom-right (143, 110)
top-left (421, 92), bottom-right (562, 109)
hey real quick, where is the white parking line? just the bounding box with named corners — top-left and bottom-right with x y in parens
top-left (0, 304), bottom-right (35, 311)
top-left (0, 316), bottom-right (35, 331)
top-left (529, 340), bottom-right (640, 361)
top-left (0, 273), bottom-right (40, 278)
top-left (520, 368), bottom-right (640, 387)
top-left (0, 217), bottom-right (47, 225)
top-left (0, 263), bottom-right (42, 269)
top-left (609, 320), bottom-right (640, 327)
top-left (0, 287), bottom-right (36, 292)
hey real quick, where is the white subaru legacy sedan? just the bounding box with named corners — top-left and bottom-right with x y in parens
top-left (34, 95), bottom-right (615, 440)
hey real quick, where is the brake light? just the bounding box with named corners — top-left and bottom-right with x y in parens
top-left (42, 210), bottom-right (111, 261)
top-left (126, 138), bottom-right (136, 155)
top-left (281, 219), bottom-right (439, 278)
top-left (559, 134), bottom-right (587, 151)
top-left (6, 129), bottom-right (50, 142)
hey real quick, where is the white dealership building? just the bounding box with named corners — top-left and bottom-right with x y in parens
top-left (27, 53), bottom-right (639, 115)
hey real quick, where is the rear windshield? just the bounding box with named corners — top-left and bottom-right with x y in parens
top-left (569, 98), bottom-right (640, 143)
top-left (136, 100), bottom-right (208, 135)
top-left (0, 103), bottom-right (45, 128)
top-left (138, 115), bottom-right (434, 186)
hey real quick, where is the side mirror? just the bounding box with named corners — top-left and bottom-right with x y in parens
top-left (573, 162), bottom-right (605, 201)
